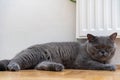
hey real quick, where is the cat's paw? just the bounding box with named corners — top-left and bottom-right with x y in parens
top-left (35, 64), bottom-right (48, 70)
top-left (54, 64), bottom-right (64, 71)
top-left (105, 64), bottom-right (116, 71)
top-left (7, 63), bottom-right (20, 71)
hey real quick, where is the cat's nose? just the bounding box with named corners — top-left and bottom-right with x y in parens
top-left (100, 50), bottom-right (107, 56)
top-left (101, 51), bottom-right (105, 54)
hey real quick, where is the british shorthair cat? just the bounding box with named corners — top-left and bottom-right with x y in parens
top-left (0, 32), bottom-right (117, 71)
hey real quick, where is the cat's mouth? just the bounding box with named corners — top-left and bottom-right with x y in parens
top-left (96, 56), bottom-right (108, 61)
top-left (100, 54), bottom-right (108, 57)
top-left (101, 57), bottom-right (107, 60)
top-left (92, 54), bottom-right (108, 61)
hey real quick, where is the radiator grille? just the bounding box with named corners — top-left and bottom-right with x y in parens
top-left (76, 0), bottom-right (120, 38)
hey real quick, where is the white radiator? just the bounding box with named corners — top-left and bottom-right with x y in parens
top-left (76, 0), bottom-right (120, 38)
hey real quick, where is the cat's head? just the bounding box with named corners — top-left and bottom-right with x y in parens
top-left (86, 32), bottom-right (117, 62)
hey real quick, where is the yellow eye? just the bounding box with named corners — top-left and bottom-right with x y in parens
top-left (105, 46), bottom-right (112, 49)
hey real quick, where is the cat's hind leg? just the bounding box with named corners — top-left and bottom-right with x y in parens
top-left (7, 61), bottom-right (21, 71)
top-left (35, 61), bottom-right (64, 71)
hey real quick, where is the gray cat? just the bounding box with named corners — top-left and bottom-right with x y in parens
top-left (0, 32), bottom-right (117, 71)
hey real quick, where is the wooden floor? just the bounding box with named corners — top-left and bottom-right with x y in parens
top-left (0, 66), bottom-right (120, 80)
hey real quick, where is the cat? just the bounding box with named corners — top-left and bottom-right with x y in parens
top-left (0, 32), bottom-right (117, 71)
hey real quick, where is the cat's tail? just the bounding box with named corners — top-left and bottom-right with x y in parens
top-left (0, 60), bottom-right (10, 71)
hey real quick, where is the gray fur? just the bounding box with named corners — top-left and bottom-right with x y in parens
top-left (0, 33), bottom-right (117, 71)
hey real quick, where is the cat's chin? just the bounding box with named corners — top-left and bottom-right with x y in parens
top-left (91, 56), bottom-right (108, 63)
top-left (95, 58), bottom-right (109, 63)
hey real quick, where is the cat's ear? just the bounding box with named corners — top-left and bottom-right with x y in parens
top-left (87, 34), bottom-right (96, 42)
top-left (109, 32), bottom-right (117, 42)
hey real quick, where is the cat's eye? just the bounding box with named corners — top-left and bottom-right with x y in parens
top-left (94, 46), bottom-right (101, 49)
top-left (106, 46), bottom-right (113, 51)
top-left (94, 45), bottom-right (112, 50)
top-left (105, 46), bottom-right (112, 49)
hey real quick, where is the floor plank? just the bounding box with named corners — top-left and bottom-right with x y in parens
top-left (0, 66), bottom-right (120, 80)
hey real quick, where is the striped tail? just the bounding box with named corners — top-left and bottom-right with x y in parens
top-left (0, 60), bottom-right (10, 71)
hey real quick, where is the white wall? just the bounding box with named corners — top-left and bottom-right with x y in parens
top-left (0, 0), bottom-right (76, 59)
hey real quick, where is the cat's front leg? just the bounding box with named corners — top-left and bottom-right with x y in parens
top-left (74, 60), bottom-right (116, 71)
top-left (35, 61), bottom-right (64, 71)
top-left (86, 60), bottom-right (116, 71)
